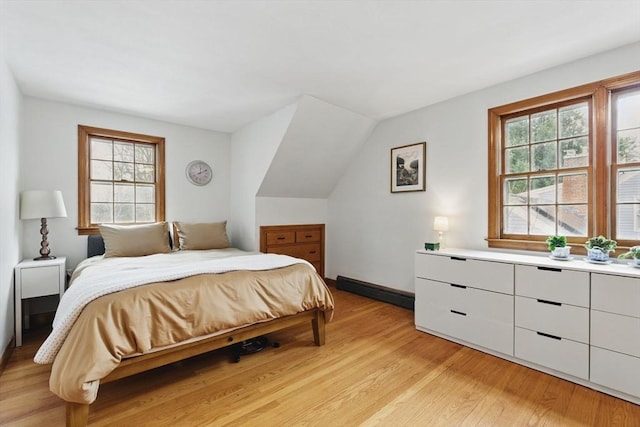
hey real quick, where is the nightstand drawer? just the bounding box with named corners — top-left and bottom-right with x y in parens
top-left (265, 231), bottom-right (295, 245)
top-left (21, 265), bottom-right (60, 298)
top-left (515, 326), bottom-right (588, 379)
top-left (515, 296), bottom-right (589, 344)
top-left (515, 265), bottom-right (589, 307)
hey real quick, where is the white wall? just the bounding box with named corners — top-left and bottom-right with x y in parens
top-left (229, 103), bottom-right (297, 251)
top-left (0, 58), bottom-right (22, 351)
top-left (256, 197), bottom-right (328, 227)
top-left (21, 98), bottom-right (230, 270)
top-left (328, 42), bottom-right (640, 293)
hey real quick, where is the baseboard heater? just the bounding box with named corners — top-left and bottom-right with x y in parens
top-left (336, 275), bottom-right (414, 310)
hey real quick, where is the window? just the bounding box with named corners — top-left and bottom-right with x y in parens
top-left (78, 125), bottom-right (165, 235)
top-left (488, 71), bottom-right (640, 252)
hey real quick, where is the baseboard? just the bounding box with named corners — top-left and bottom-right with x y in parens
top-left (0, 336), bottom-right (15, 379)
top-left (336, 275), bottom-right (414, 310)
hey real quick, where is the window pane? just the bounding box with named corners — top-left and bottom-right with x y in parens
top-left (91, 182), bottom-right (112, 203)
top-left (505, 117), bottom-right (529, 146)
top-left (504, 206), bottom-right (527, 234)
top-left (560, 137), bottom-right (588, 168)
top-left (617, 203), bottom-right (640, 240)
top-left (114, 162), bottom-right (134, 181)
top-left (558, 173), bottom-right (587, 204)
top-left (91, 160), bottom-right (113, 180)
top-left (91, 203), bottom-right (113, 223)
top-left (504, 178), bottom-right (528, 205)
top-left (114, 183), bottom-right (134, 202)
top-left (136, 204), bottom-right (155, 222)
top-left (617, 168), bottom-right (640, 203)
top-left (135, 164), bottom-right (155, 183)
top-left (90, 138), bottom-right (112, 161)
top-left (530, 176), bottom-right (556, 204)
top-left (531, 110), bottom-right (556, 143)
top-left (506, 146), bottom-right (529, 173)
top-left (114, 204), bottom-right (134, 222)
top-left (559, 103), bottom-right (588, 138)
top-left (617, 90), bottom-right (640, 130)
top-left (558, 204), bottom-right (588, 236)
top-left (114, 142), bottom-right (134, 162)
top-left (135, 145), bottom-right (155, 165)
top-left (136, 184), bottom-right (155, 203)
top-left (617, 129), bottom-right (640, 164)
top-left (532, 141), bottom-right (557, 171)
top-left (529, 206), bottom-right (555, 235)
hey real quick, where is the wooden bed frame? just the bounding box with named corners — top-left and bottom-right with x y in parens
top-left (66, 308), bottom-right (326, 426)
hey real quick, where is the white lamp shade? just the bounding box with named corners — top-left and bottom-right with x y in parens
top-left (433, 216), bottom-right (449, 232)
top-left (20, 190), bottom-right (67, 220)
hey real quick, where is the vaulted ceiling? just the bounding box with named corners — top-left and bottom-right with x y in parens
top-left (1, 1), bottom-right (639, 133)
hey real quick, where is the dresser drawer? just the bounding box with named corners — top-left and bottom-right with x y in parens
top-left (591, 310), bottom-right (640, 357)
top-left (265, 231), bottom-right (295, 245)
top-left (515, 296), bottom-right (588, 343)
top-left (415, 278), bottom-right (513, 355)
top-left (515, 265), bottom-right (589, 307)
top-left (296, 230), bottom-right (321, 243)
top-left (416, 301), bottom-right (514, 355)
top-left (515, 327), bottom-right (588, 379)
top-left (20, 265), bottom-right (60, 298)
top-left (592, 273), bottom-right (640, 318)
top-left (415, 253), bottom-right (513, 294)
top-left (267, 243), bottom-right (321, 262)
top-left (591, 347), bottom-right (640, 398)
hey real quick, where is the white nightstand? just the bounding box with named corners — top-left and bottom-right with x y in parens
top-left (14, 257), bottom-right (66, 346)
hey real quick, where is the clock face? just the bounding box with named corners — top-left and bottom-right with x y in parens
top-left (186, 160), bottom-right (213, 186)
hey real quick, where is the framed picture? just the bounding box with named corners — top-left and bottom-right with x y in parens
top-left (391, 142), bottom-right (426, 193)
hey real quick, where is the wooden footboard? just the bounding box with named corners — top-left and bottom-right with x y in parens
top-left (65, 309), bottom-right (326, 427)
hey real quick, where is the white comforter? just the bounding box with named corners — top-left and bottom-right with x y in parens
top-left (34, 249), bottom-right (310, 364)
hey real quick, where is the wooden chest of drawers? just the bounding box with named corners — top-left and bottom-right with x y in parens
top-left (260, 224), bottom-right (325, 277)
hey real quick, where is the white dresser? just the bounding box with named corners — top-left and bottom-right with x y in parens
top-left (415, 248), bottom-right (640, 405)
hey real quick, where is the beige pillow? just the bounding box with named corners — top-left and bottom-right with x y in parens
top-left (174, 221), bottom-right (230, 250)
top-left (99, 222), bottom-right (172, 258)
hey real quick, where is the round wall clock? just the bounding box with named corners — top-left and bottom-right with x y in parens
top-left (185, 160), bottom-right (213, 186)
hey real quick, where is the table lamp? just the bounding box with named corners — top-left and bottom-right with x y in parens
top-left (20, 190), bottom-right (67, 260)
top-left (433, 216), bottom-right (449, 249)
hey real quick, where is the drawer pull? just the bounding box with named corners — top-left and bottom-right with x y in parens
top-left (277, 237), bottom-right (286, 240)
top-left (305, 234), bottom-right (313, 238)
top-left (450, 310), bottom-right (467, 316)
top-left (536, 331), bottom-right (561, 341)
top-left (536, 299), bottom-right (561, 306)
top-left (309, 250), bottom-right (317, 254)
top-left (537, 266), bottom-right (561, 272)
top-left (450, 284), bottom-right (467, 289)
top-left (450, 257), bottom-right (467, 262)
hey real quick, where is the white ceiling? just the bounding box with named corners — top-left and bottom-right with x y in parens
top-left (1, 1), bottom-right (639, 133)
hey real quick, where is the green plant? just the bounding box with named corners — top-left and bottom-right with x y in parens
top-left (545, 235), bottom-right (567, 251)
top-left (585, 235), bottom-right (617, 253)
top-left (618, 246), bottom-right (640, 260)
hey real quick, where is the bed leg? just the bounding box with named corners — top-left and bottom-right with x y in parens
top-left (312, 310), bottom-right (326, 346)
top-left (66, 402), bottom-right (89, 427)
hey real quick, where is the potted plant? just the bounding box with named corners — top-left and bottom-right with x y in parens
top-left (585, 235), bottom-right (617, 262)
top-left (618, 246), bottom-right (640, 267)
top-left (546, 235), bottom-right (571, 258)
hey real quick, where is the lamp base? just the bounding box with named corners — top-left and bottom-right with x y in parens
top-left (34, 255), bottom-right (56, 261)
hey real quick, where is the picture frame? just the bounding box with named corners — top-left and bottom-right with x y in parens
top-left (390, 142), bottom-right (426, 193)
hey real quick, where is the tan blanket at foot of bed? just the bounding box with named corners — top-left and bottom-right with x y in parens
top-left (49, 263), bottom-right (334, 404)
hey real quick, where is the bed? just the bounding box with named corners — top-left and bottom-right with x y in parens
top-left (33, 222), bottom-right (334, 427)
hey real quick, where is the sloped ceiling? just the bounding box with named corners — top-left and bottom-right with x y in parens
top-left (258, 96), bottom-right (375, 198)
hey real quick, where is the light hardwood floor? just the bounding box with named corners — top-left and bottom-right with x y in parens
top-left (1, 285), bottom-right (640, 426)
